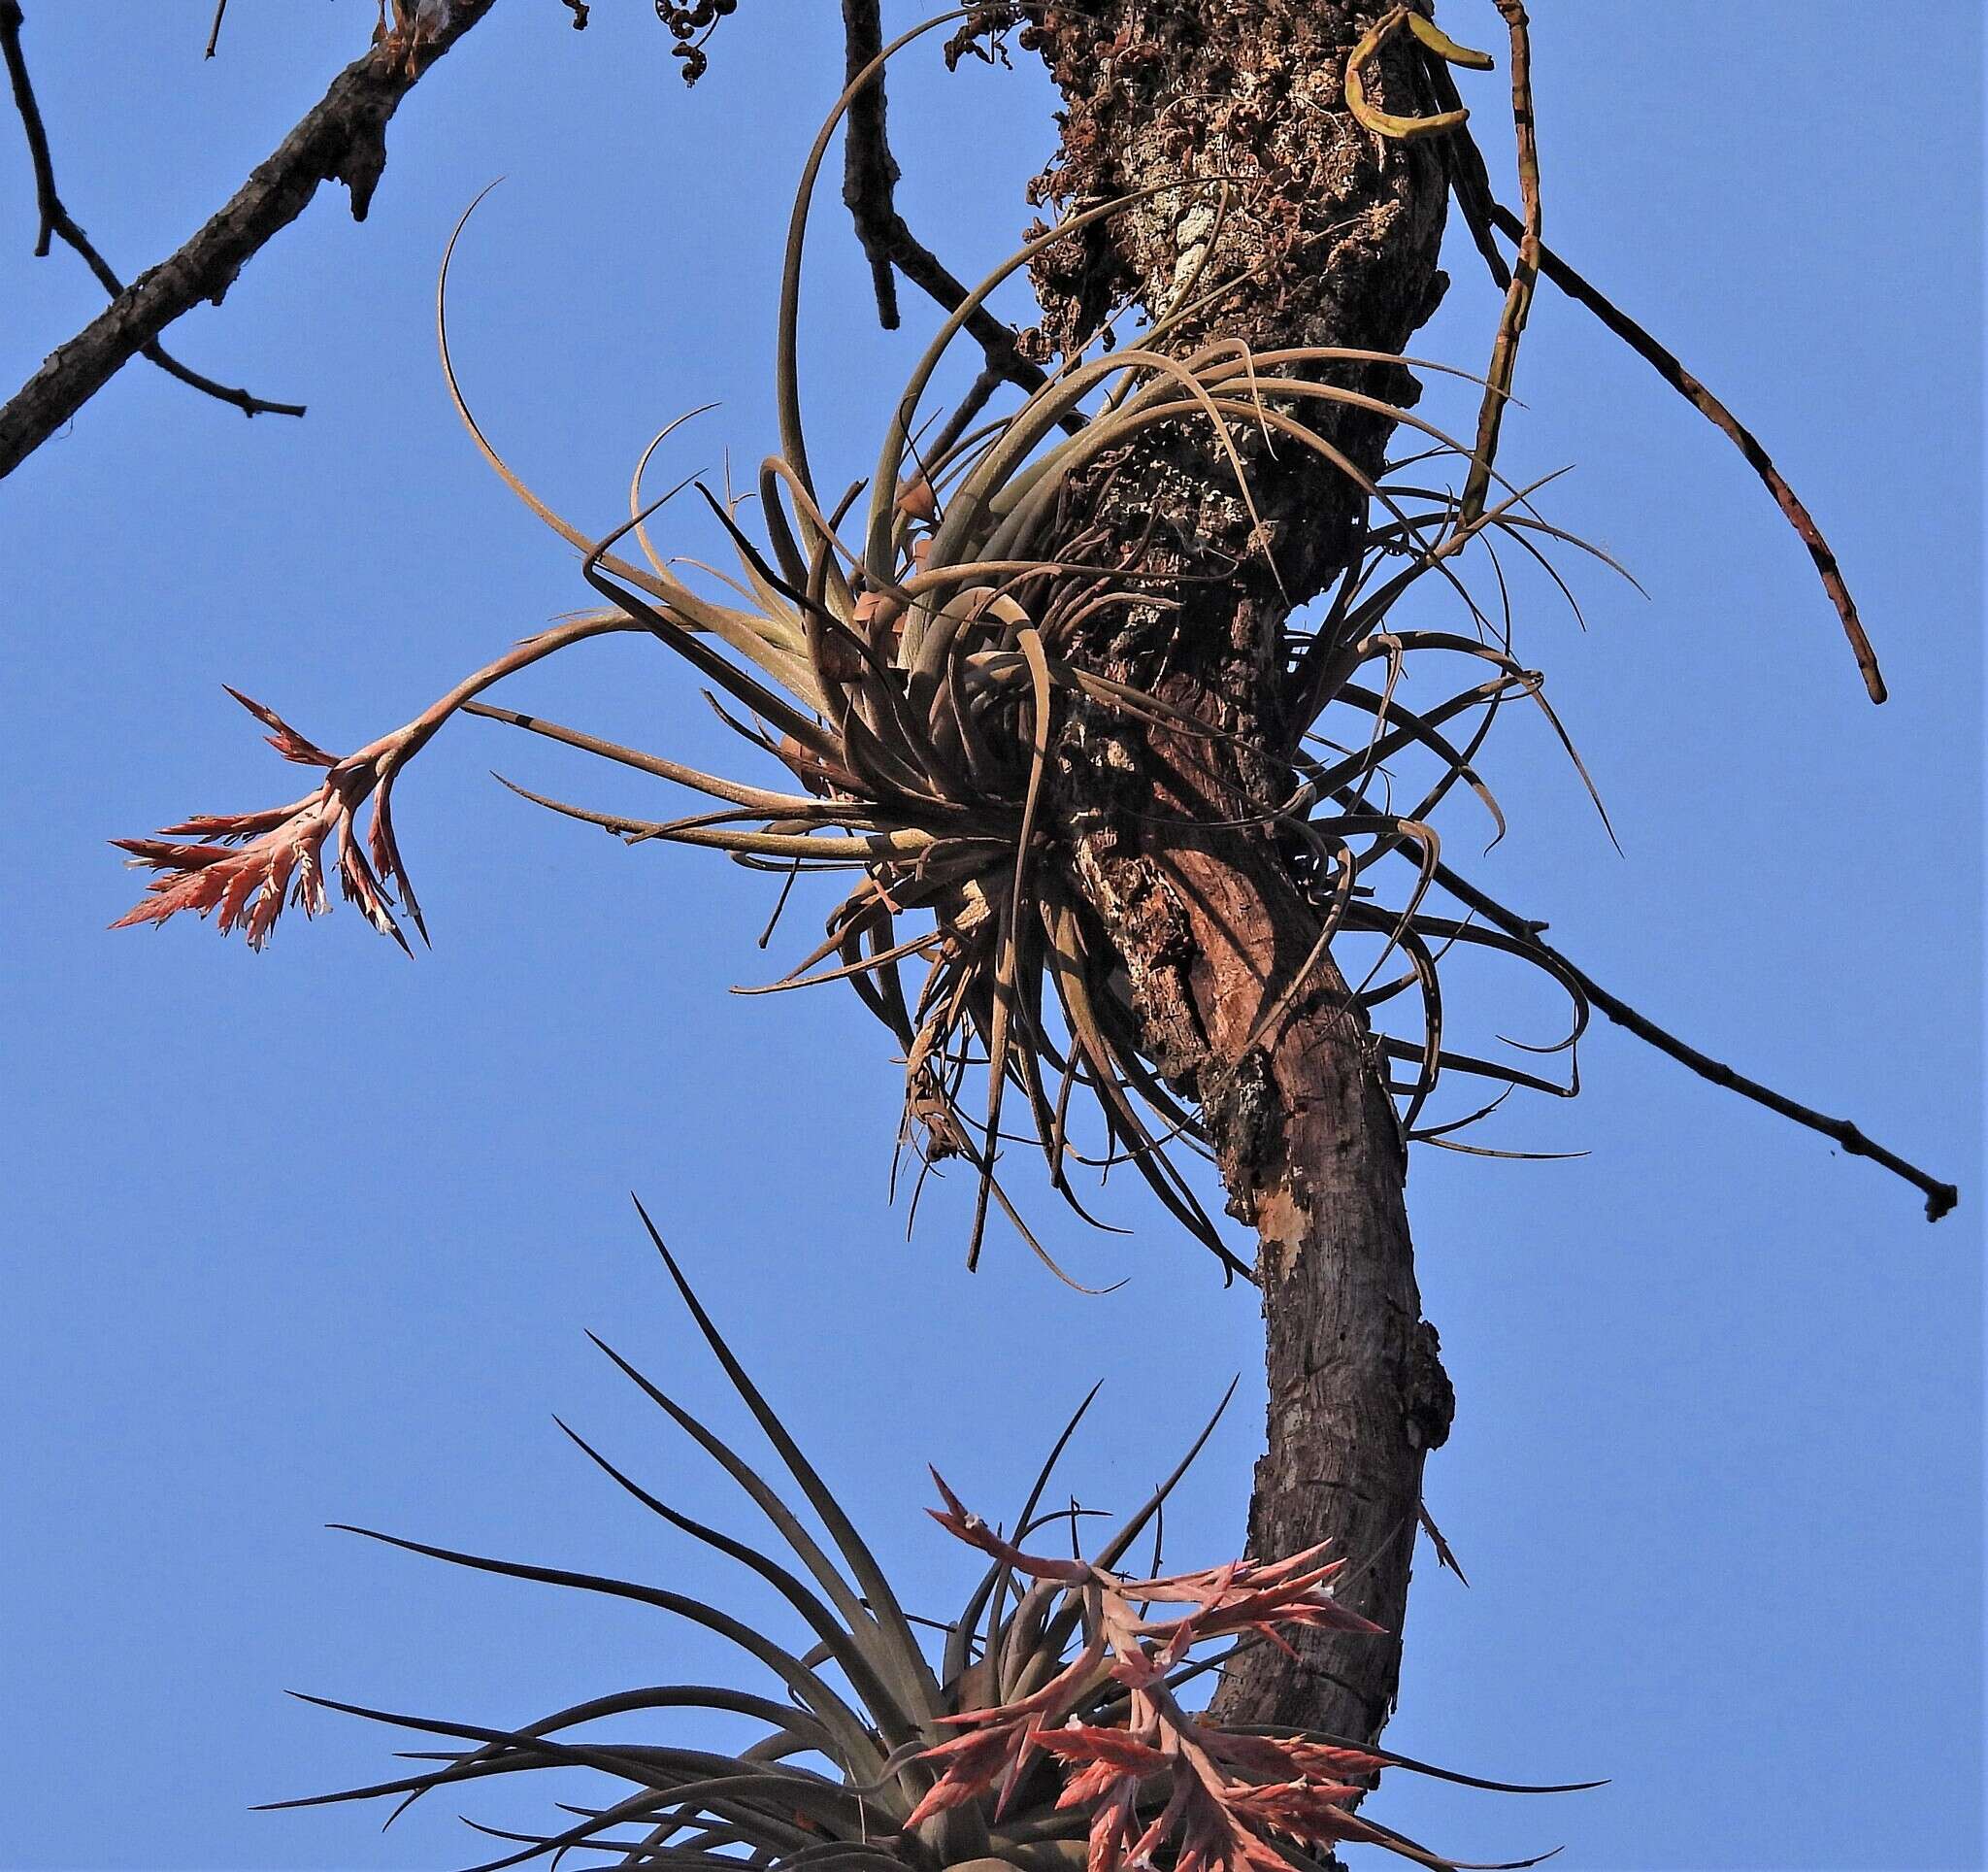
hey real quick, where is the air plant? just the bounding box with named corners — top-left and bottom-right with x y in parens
top-left (271, 1199), bottom-right (1595, 1871)
top-left (115, 5), bottom-right (1955, 1258)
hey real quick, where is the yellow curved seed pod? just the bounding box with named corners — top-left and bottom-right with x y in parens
top-left (1345, 5), bottom-right (1491, 142)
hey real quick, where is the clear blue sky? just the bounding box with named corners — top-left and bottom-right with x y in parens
top-left (3, 5), bottom-right (1980, 1868)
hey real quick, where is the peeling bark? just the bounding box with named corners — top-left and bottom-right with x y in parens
top-left (1017, 1), bottom-right (1455, 1746)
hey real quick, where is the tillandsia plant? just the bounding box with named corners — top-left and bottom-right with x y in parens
top-left (272, 1200), bottom-right (1596, 1871)
top-left (110, 10), bottom-right (1956, 1280)
top-left (109, 15), bottom-right (1956, 1256)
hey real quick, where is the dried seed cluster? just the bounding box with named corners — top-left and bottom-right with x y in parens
top-left (655, 0), bottom-right (739, 84)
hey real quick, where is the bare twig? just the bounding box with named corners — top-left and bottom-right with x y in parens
top-left (1, 1), bottom-right (304, 424)
top-left (1430, 860), bottom-right (1959, 1221)
top-left (840, 0), bottom-right (903, 326)
top-left (1428, 61), bottom-right (1509, 290)
top-left (0, 0), bottom-right (501, 481)
top-left (839, 0), bottom-right (1063, 419)
top-left (1426, 47), bottom-right (1883, 706)
top-left (204, 0), bottom-right (229, 60)
top-left (1482, 202), bottom-right (1886, 706)
top-left (921, 358), bottom-right (1004, 465)
top-left (1457, 0), bottom-right (1536, 529)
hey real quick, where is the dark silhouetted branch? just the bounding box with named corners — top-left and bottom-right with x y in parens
top-left (1484, 201), bottom-right (1885, 705)
top-left (1428, 50), bottom-right (1882, 704)
top-left (1431, 860), bottom-right (1959, 1222)
top-left (839, 0), bottom-right (1060, 418)
top-left (2, 0), bottom-right (304, 426)
top-left (0, 0), bottom-right (501, 481)
top-left (840, 0), bottom-right (902, 325)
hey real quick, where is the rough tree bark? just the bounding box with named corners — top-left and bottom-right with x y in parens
top-left (1016, 2), bottom-right (1456, 1746)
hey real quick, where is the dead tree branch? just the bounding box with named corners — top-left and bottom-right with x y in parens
top-left (1, 1), bottom-right (304, 425)
top-left (0, 0), bottom-right (500, 481)
top-left (839, 0), bottom-right (1061, 418)
top-left (1481, 202), bottom-right (1886, 705)
top-left (1430, 58), bottom-right (1883, 704)
top-left (1429, 860), bottom-right (1959, 1221)
top-left (840, 0), bottom-right (902, 326)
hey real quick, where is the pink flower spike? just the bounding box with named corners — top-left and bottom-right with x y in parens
top-left (1218, 1776), bottom-right (1403, 1861)
top-left (1084, 1773), bottom-right (1140, 1872)
top-left (927, 1470), bottom-right (1091, 1583)
top-left (1207, 1730), bottom-right (1387, 1786)
top-left (222, 685), bottom-right (338, 766)
top-left (111, 697), bottom-right (423, 953)
top-left (1041, 1727), bottom-right (1170, 1807)
top-left (902, 1722), bottom-right (1026, 1829)
top-left (1126, 1541), bottom-right (1341, 1601)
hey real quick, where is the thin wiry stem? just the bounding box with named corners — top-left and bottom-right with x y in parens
top-left (1482, 202), bottom-right (1886, 704)
top-left (1428, 860), bottom-right (1957, 1221)
top-left (1457, 0), bottom-right (1537, 529)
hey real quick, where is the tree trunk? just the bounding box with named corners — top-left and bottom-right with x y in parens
top-left (1017, 1), bottom-right (1456, 1746)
